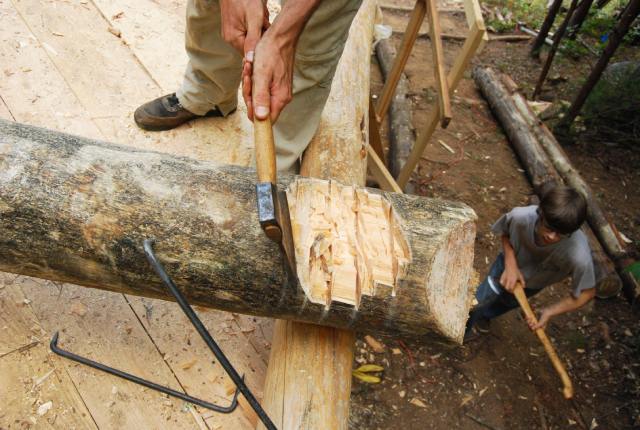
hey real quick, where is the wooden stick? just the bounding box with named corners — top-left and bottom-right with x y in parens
top-left (367, 146), bottom-right (403, 192)
top-left (425, 0), bottom-right (452, 128)
top-left (513, 282), bottom-right (574, 399)
top-left (375, 0), bottom-right (426, 122)
top-left (368, 96), bottom-right (386, 164)
top-left (396, 23), bottom-right (486, 188)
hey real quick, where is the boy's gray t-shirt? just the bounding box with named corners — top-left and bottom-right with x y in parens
top-left (492, 205), bottom-right (595, 297)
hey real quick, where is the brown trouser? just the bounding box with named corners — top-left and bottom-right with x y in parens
top-left (177, 0), bottom-right (362, 171)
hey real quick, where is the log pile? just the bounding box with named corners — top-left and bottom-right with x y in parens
top-left (0, 119), bottom-right (477, 340)
top-left (473, 66), bottom-right (639, 302)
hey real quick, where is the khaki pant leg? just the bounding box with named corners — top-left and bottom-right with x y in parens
top-left (274, 0), bottom-right (363, 172)
top-left (177, 0), bottom-right (242, 116)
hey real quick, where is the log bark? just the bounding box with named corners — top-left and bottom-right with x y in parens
top-left (473, 67), bottom-right (623, 298)
top-left (0, 118), bottom-right (476, 340)
top-left (567, 0), bottom-right (595, 39)
top-left (375, 38), bottom-right (415, 182)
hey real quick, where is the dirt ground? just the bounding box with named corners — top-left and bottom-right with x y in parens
top-left (349, 4), bottom-right (640, 430)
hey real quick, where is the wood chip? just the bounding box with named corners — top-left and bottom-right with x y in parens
top-left (398, 390), bottom-right (406, 398)
top-left (364, 335), bottom-right (385, 353)
top-left (108, 27), bottom-right (122, 38)
top-left (180, 359), bottom-right (198, 370)
top-left (392, 348), bottom-right (402, 355)
top-left (460, 394), bottom-right (473, 407)
top-left (69, 301), bottom-right (87, 317)
top-left (410, 398), bottom-right (426, 408)
top-left (37, 401), bottom-right (52, 416)
top-left (438, 140), bottom-right (455, 154)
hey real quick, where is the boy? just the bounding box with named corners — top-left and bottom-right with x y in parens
top-left (466, 185), bottom-right (596, 340)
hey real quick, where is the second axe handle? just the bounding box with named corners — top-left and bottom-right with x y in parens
top-left (513, 282), bottom-right (574, 399)
top-left (254, 117), bottom-right (277, 184)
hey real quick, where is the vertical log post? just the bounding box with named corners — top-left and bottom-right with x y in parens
top-left (531, 0), bottom-right (564, 56)
top-left (559, 0), bottom-right (640, 127)
top-left (532, 0), bottom-right (581, 100)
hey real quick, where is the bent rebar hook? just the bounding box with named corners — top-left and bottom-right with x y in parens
top-left (51, 239), bottom-right (277, 429)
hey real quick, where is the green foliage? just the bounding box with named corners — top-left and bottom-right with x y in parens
top-left (559, 38), bottom-right (591, 59)
top-left (624, 262), bottom-right (640, 282)
top-left (581, 62), bottom-right (640, 147)
top-left (482, 0), bottom-right (547, 33)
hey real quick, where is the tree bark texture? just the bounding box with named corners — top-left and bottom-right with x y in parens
top-left (473, 67), bottom-right (624, 299)
top-left (567, 0), bottom-right (595, 38)
top-left (0, 119), bottom-right (477, 340)
top-left (375, 38), bottom-right (415, 181)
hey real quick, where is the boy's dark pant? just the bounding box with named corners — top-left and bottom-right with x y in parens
top-left (467, 254), bottom-right (542, 331)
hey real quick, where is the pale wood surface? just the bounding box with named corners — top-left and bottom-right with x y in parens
top-left (0, 282), bottom-right (98, 430)
top-left (263, 2), bottom-right (377, 428)
top-left (425, 0), bottom-right (452, 127)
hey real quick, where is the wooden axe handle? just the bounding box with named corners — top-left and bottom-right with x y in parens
top-left (513, 282), bottom-right (574, 399)
top-left (254, 117), bottom-right (277, 183)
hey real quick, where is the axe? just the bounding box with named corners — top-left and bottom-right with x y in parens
top-left (254, 117), bottom-right (297, 282)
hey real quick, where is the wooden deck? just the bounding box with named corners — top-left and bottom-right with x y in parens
top-left (0, 0), bottom-right (270, 428)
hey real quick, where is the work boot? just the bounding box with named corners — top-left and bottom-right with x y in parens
top-left (134, 93), bottom-right (231, 131)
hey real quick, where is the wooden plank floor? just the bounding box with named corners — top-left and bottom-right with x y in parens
top-left (0, 0), bottom-right (269, 428)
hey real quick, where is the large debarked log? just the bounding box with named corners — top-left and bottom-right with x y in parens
top-left (0, 119), bottom-right (476, 341)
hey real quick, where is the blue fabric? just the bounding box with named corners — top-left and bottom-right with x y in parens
top-left (466, 254), bottom-right (542, 331)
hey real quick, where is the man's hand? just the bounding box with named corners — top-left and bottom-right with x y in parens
top-left (220, 0), bottom-right (269, 57)
top-left (526, 308), bottom-right (552, 331)
top-left (250, 32), bottom-right (295, 122)
top-left (500, 257), bottom-right (525, 293)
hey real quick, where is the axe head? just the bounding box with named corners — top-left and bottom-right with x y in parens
top-left (256, 182), bottom-right (298, 284)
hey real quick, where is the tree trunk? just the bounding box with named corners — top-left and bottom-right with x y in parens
top-left (560, 0), bottom-right (640, 127)
top-left (375, 38), bottom-right (415, 182)
top-left (531, 0), bottom-right (564, 56)
top-left (0, 118), bottom-right (476, 340)
top-left (567, 0), bottom-right (595, 39)
top-left (473, 67), bottom-right (624, 299)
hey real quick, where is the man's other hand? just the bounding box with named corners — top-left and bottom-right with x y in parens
top-left (220, 0), bottom-right (269, 57)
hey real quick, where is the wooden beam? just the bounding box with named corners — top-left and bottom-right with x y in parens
top-left (426, 0), bottom-right (453, 128)
top-left (367, 146), bottom-right (404, 193)
top-left (396, 23), bottom-right (486, 188)
top-left (375, 0), bottom-right (426, 122)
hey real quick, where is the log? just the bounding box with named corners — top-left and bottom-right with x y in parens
top-left (0, 118), bottom-right (477, 340)
top-left (567, 0), bottom-right (595, 39)
top-left (473, 67), bottom-right (623, 298)
top-left (375, 38), bottom-right (415, 181)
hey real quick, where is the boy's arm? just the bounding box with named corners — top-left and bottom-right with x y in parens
top-left (527, 287), bottom-right (596, 330)
top-left (500, 234), bottom-right (525, 292)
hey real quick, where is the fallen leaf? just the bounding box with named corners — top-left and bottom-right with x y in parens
top-left (354, 364), bottom-right (384, 373)
top-left (352, 371), bottom-right (380, 384)
top-left (364, 335), bottom-right (385, 353)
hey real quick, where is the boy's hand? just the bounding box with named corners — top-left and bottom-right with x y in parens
top-left (500, 258), bottom-right (525, 293)
top-left (526, 308), bottom-right (552, 331)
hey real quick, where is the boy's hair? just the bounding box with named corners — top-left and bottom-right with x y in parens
top-left (539, 186), bottom-right (587, 234)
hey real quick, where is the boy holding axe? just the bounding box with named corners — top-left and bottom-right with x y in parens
top-left (466, 185), bottom-right (596, 340)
